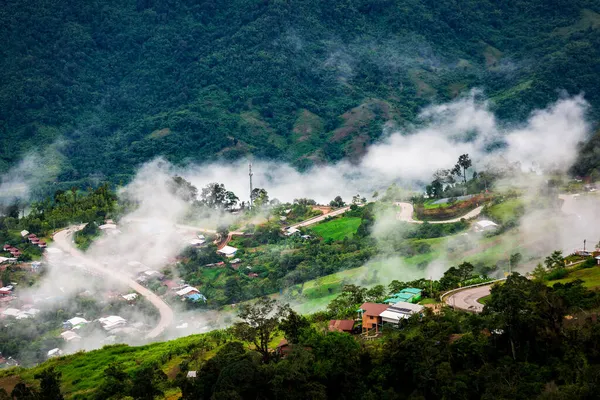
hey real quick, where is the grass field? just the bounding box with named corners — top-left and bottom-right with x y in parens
top-left (484, 198), bottom-right (524, 224)
top-left (547, 266), bottom-right (600, 289)
top-left (310, 217), bottom-right (361, 241)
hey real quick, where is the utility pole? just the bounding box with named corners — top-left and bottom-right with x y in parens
top-left (584, 239), bottom-right (587, 253)
top-left (248, 163), bottom-right (253, 209)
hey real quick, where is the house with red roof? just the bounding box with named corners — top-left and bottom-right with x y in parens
top-left (328, 319), bottom-right (355, 333)
top-left (358, 303), bottom-right (389, 334)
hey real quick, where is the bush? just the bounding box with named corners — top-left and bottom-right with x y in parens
top-left (547, 268), bottom-right (569, 281)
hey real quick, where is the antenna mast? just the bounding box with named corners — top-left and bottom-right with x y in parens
top-left (249, 163), bottom-right (253, 208)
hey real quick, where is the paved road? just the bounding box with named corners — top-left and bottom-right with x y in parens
top-left (445, 285), bottom-right (492, 313)
top-left (444, 193), bottom-right (585, 312)
top-left (53, 226), bottom-right (174, 339)
top-left (289, 206), bottom-right (352, 229)
top-left (395, 202), bottom-right (484, 224)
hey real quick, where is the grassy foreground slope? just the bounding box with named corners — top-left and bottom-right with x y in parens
top-left (2, 1), bottom-right (600, 186)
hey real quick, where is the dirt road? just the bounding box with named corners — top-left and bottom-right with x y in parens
top-left (395, 202), bottom-right (483, 224)
top-left (53, 226), bottom-right (174, 339)
top-left (289, 206), bottom-right (351, 229)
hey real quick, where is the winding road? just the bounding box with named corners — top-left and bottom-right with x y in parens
top-left (395, 202), bottom-right (484, 224)
top-left (53, 226), bottom-right (174, 339)
top-left (444, 284), bottom-right (494, 313)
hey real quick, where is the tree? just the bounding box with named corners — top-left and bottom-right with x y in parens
top-left (233, 297), bottom-right (290, 362)
top-left (200, 183), bottom-right (238, 210)
top-left (453, 154), bottom-right (472, 186)
top-left (279, 309), bottom-right (310, 344)
top-left (250, 188), bottom-right (269, 208)
top-left (10, 383), bottom-right (37, 400)
top-left (34, 367), bottom-right (64, 400)
top-left (544, 250), bottom-right (564, 270)
top-left (531, 263), bottom-right (547, 282)
top-left (168, 176), bottom-right (198, 202)
top-left (95, 363), bottom-right (131, 400)
top-left (329, 196), bottom-right (345, 208)
top-left (509, 253), bottom-right (522, 271)
top-left (130, 364), bottom-right (166, 400)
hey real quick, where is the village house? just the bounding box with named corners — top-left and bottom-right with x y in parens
top-left (379, 302), bottom-right (424, 325)
top-left (328, 319), bottom-right (355, 333)
top-left (284, 227), bottom-right (300, 236)
top-left (99, 315), bottom-right (127, 331)
top-left (186, 293), bottom-right (207, 302)
top-left (122, 293), bottom-right (138, 302)
top-left (38, 240), bottom-right (47, 248)
top-left (20, 230), bottom-right (29, 238)
top-left (358, 303), bottom-right (389, 334)
top-left (474, 220), bottom-right (498, 232)
top-left (64, 317), bottom-right (89, 330)
top-left (176, 286), bottom-right (200, 297)
top-left (217, 245), bottom-right (238, 258)
top-left (384, 288), bottom-right (422, 304)
top-left (60, 330), bottom-right (82, 342)
top-left (47, 348), bottom-right (63, 358)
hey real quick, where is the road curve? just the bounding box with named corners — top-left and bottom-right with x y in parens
top-left (395, 202), bottom-right (483, 224)
top-left (53, 226), bottom-right (174, 339)
top-left (289, 206), bottom-right (352, 229)
top-left (444, 284), bottom-right (493, 312)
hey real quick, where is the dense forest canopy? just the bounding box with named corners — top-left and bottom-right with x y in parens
top-left (1, 0), bottom-right (600, 188)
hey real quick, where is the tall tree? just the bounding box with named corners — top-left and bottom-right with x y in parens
top-left (250, 188), bottom-right (269, 208)
top-left (233, 297), bottom-right (290, 362)
top-left (453, 154), bottom-right (472, 186)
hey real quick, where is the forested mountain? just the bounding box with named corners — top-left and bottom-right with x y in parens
top-left (2, 0), bottom-right (600, 186)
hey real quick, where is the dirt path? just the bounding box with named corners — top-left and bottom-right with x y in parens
top-left (289, 206), bottom-right (352, 229)
top-left (53, 226), bottom-right (174, 339)
top-left (395, 202), bottom-right (483, 224)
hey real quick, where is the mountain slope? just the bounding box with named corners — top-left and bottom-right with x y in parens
top-left (1, 0), bottom-right (600, 185)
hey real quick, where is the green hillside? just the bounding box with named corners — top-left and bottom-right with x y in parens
top-left (2, 0), bottom-right (600, 187)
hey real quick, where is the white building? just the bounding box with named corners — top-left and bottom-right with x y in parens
top-left (284, 227), bottom-right (300, 236)
top-left (122, 293), bottom-right (138, 301)
top-left (474, 220), bottom-right (498, 232)
top-left (66, 317), bottom-right (89, 329)
top-left (60, 330), bottom-right (82, 342)
top-left (176, 286), bottom-right (199, 297)
top-left (20, 230), bottom-right (29, 237)
top-left (47, 348), bottom-right (63, 358)
top-left (217, 245), bottom-right (238, 257)
top-left (379, 302), bottom-right (424, 324)
top-left (99, 316), bottom-right (127, 331)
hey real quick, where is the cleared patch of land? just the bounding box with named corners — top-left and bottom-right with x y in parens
top-left (310, 217), bottom-right (362, 241)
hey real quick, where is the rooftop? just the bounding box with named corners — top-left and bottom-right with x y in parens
top-left (358, 302), bottom-right (389, 316)
top-left (328, 319), bottom-right (354, 332)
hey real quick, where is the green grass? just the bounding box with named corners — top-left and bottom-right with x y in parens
top-left (310, 217), bottom-right (361, 241)
top-left (419, 298), bottom-right (439, 305)
top-left (484, 199), bottom-right (524, 224)
top-left (478, 294), bottom-right (491, 304)
top-left (547, 266), bottom-right (600, 289)
top-left (422, 199), bottom-right (453, 210)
